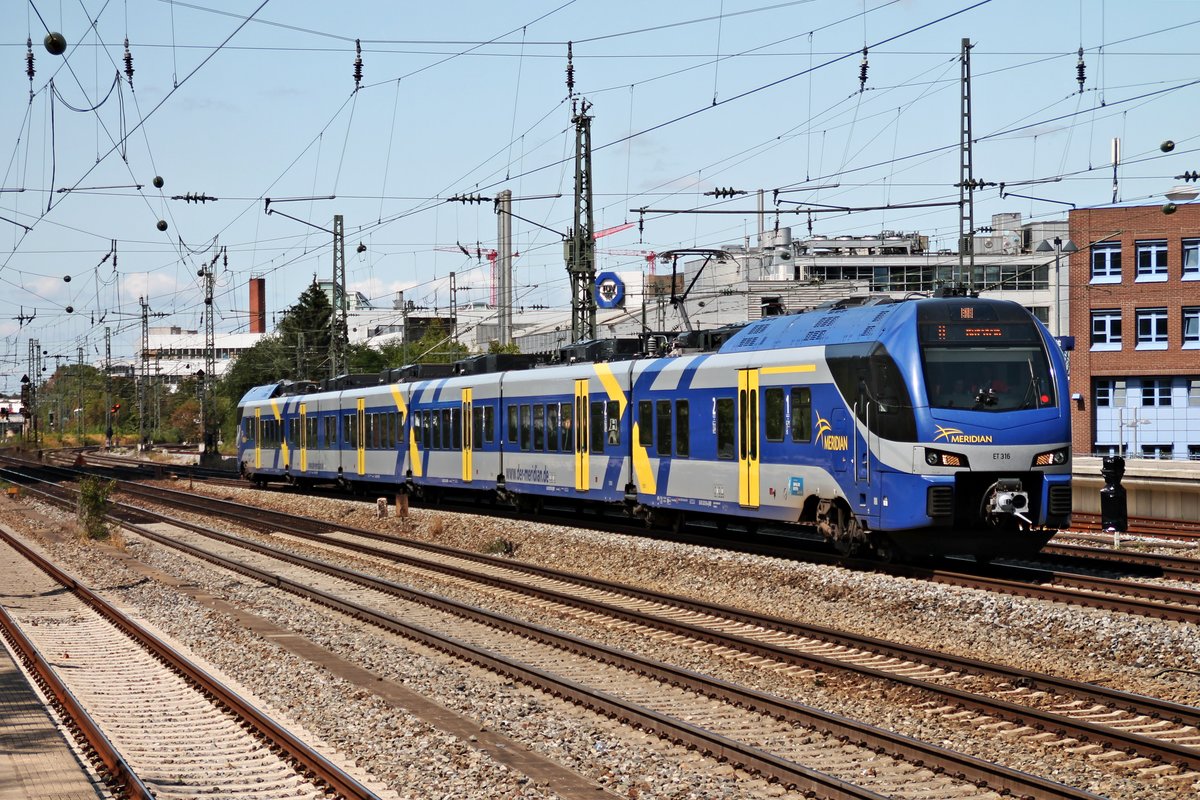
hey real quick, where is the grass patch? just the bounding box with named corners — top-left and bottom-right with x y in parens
top-left (481, 537), bottom-right (519, 558)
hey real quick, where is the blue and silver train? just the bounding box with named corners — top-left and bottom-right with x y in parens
top-left (235, 295), bottom-right (1072, 559)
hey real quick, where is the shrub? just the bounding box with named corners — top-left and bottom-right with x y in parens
top-left (77, 477), bottom-right (115, 540)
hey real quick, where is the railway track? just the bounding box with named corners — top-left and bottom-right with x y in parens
top-left (0, 528), bottom-right (382, 800)
top-left (1070, 511), bottom-right (1200, 542)
top-left (20, 465), bottom-right (1200, 791)
top-left (4, 465), bottom-right (1126, 799)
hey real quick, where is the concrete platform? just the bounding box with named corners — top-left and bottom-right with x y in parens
top-left (0, 636), bottom-right (108, 799)
top-left (1073, 456), bottom-right (1200, 520)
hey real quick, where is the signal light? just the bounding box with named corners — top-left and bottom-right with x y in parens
top-left (110, 403), bottom-right (121, 415)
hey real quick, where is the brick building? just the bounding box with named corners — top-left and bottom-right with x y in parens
top-left (1068, 204), bottom-right (1200, 459)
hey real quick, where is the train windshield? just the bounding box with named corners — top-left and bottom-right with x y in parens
top-left (922, 345), bottom-right (1056, 411)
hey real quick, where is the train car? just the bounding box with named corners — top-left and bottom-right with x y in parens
top-left (235, 294), bottom-right (1071, 561)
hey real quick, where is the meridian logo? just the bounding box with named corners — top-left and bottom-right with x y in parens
top-left (934, 425), bottom-right (993, 444)
top-left (814, 414), bottom-right (832, 439)
top-left (814, 413), bottom-right (847, 451)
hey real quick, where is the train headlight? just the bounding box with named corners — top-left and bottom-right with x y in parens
top-left (924, 448), bottom-right (969, 468)
top-left (1032, 447), bottom-right (1069, 467)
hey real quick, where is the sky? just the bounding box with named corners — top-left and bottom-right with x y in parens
top-left (2, 0), bottom-right (1198, 389)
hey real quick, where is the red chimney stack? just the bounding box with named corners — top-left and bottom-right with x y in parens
top-left (249, 277), bottom-right (266, 333)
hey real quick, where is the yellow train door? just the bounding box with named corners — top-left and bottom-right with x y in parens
top-left (356, 398), bottom-right (366, 475)
top-left (461, 388), bottom-right (473, 482)
top-left (298, 403), bottom-right (307, 473)
top-left (574, 378), bottom-right (589, 492)
top-left (738, 369), bottom-right (760, 509)
top-left (254, 407), bottom-right (261, 469)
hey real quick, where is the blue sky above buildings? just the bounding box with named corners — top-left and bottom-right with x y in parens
top-left (1, 0), bottom-right (1198, 388)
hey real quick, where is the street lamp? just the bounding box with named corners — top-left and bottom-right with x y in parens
top-left (1036, 236), bottom-right (1079, 338)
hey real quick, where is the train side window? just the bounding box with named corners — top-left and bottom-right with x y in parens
top-left (764, 388), bottom-right (785, 442)
top-left (483, 405), bottom-right (494, 443)
top-left (451, 407), bottom-right (462, 449)
top-left (656, 400), bottom-right (672, 456)
top-left (347, 414), bottom-right (359, 450)
top-left (307, 416), bottom-right (318, 448)
top-left (675, 400), bottom-right (689, 457)
top-left (589, 401), bottom-right (605, 453)
top-left (472, 406), bottom-right (484, 447)
top-left (508, 405), bottom-right (519, 443)
top-left (533, 405), bottom-right (545, 450)
top-left (412, 411), bottom-right (422, 448)
top-left (791, 388), bottom-right (812, 442)
top-left (434, 409), bottom-right (446, 449)
top-left (441, 409), bottom-right (452, 449)
top-left (324, 417), bottom-right (333, 448)
top-left (559, 402), bottom-right (573, 451)
top-left (422, 410), bottom-right (432, 449)
top-left (716, 398), bottom-right (735, 459)
top-left (638, 401), bottom-right (653, 446)
top-left (520, 405), bottom-right (531, 450)
top-left (605, 400), bottom-right (620, 445)
top-left (546, 404), bottom-right (559, 451)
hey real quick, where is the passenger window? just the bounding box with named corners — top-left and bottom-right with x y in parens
top-left (605, 400), bottom-right (620, 445)
top-left (656, 400), bottom-right (672, 456)
top-left (533, 405), bottom-right (545, 450)
top-left (431, 410), bottom-right (442, 449)
top-left (422, 410), bottom-right (432, 449)
top-left (765, 388), bottom-right (785, 442)
top-left (442, 409), bottom-right (453, 449)
top-left (412, 412), bottom-right (422, 448)
top-left (675, 400), bottom-right (689, 457)
top-left (546, 404), bottom-right (559, 451)
top-left (716, 397), bottom-right (734, 459)
top-left (483, 405), bottom-right (494, 443)
top-left (451, 407), bottom-right (461, 449)
top-left (791, 388), bottom-right (811, 442)
top-left (472, 406), bottom-right (483, 446)
top-left (589, 401), bottom-right (605, 453)
top-left (508, 405), bottom-right (518, 443)
top-left (638, 400), bottom-right (653, 446)
top-left (560, 402), bottom-right (573, 451)
top-left (520, 405), bottom-right (531, 451)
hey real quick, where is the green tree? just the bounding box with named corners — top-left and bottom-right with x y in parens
top-left (409, 320), bottom-right (470, 364)
top-left (487, 340), bottom-right (521, 354)
top-left (278, 281), bottom-right (333, 380)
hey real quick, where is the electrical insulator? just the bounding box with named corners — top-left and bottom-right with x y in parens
top-left (859, 47), bottom-right (869, 92)
top-left (353, 39), bottom-right (363, 91)
top-left (565, 41), bottom-right (574, 94)
top-left (1076, 47), bottom-right (1085, 92)
top-left (1177, 170), bottom-right (1200, 183)
top-left (124, 38), bottom-right (134, 87)
top-left (26, 38), bottom-right (35, 80)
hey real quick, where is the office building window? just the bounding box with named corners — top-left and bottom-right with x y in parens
top-left (1090, 242), bottom-right (1121, 283)
top-left (1094, 379), bottom-right (1114, 407)
top-left (1090, 309), bottom-right (1122, 351)
top-left (1142, 444), bottom-right (1173, 459)
top-left (1184, 238), bottom-right (1200, 280)
top-left (1190, 379), bottom-right (1200, 407)
top-left (1136, 308), bottom-right (1168, 350)
top-left (1142, 378), bottom-right (1172, 407)
top-left (1184, 307), bottom-right (1200, 348)
top-left (1025, 306), bottom-right (1050, 324)
top-left (1135, 239), bottom-right (1168, 281)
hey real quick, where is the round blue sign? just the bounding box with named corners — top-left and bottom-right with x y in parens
top-left (595, 271), bottom-right (625, 309)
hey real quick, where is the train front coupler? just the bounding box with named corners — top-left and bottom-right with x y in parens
top-left (982, 478), bottom-right (1032, 527)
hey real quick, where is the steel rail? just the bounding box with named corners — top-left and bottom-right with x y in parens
top-left (0, 527), bottom-right (381, 800)
top-left (0, 602), bottom-right (155, 800)
top-left (6, 470), bottom-right (1105, 800)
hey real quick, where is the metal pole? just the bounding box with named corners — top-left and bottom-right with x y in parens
top-left (497, 189), bottom-right (512, 346)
